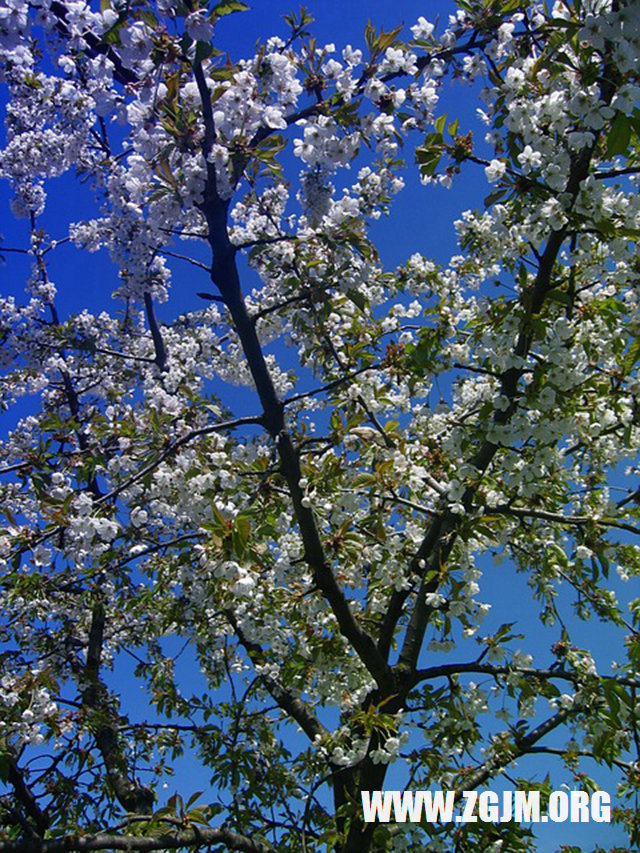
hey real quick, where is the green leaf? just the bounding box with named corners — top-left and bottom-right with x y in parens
top-left (102, 20), bottom-right (125, 45)
top-left (623, 338), bottom-right (640, 375)
top-left (209, 66), bottom-right (236, 81)
top-left (211, 0), bottom-right (250, 19)
top-left (518, 263), bottom-right (528, 289)
top-left (602, 680), bottom-right (620, 720)
top-left (415, 146), bottom-right (442, 177)
top-left (364, 22), bottom-right (403, 56)
top-left (149, 408), bottom-right (162, 434)
top-left (23, 73), bottom-right (43, 89)
top-left (494, 621), bottom-right (517, 641)
top-left (606, 111), bottom-right (631, 157)
top-left (434, 114), bottom-right (447, 135)
top-left (185, 790), bottom-right (204, 810)
top-left (484, 187), bottom-right (508, 207)
top-left (373, 24), bottom-right (403, 53)
top-left (232, 513), bottom-right (251, 558)
top-left (346, 289), bottom-right (367, 312)
top-left (364, 20), bottom-right (376, 52)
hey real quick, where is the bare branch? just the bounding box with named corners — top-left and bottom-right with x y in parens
top-left (0, 826), bottom-right (274, 853)
top-left (80, 601), bottom-right (154, 815)
top-left (234, 234), bottom-right (298, 251)
top-left (157, 248), bottom-right (212, 272)
top-left (284, 364), bottom-right (382, 406)
top-left (526, 745), bottom-right (633, 772)
top-left (493, 504), bottom-right (640, 537)
top-left (5, 756), bottom-right (49, 837)
top-left (143, 291), bottom-right (168, 371)
top-left (411, 661), bottom-right (640, 690)
top-left (0, 462), bottom-right (30, 475)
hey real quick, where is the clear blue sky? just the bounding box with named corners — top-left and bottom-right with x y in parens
top-left (0, 2), bottom-right (631, 850)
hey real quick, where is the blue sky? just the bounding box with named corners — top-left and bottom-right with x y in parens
top-left (0, 2), bottom-right (633, 850)
top-left (1, 0), bottom-right (476, 314)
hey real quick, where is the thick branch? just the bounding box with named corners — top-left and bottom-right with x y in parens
top-left (6, 758), bottom-right (49, 838)
top-left (192, 59), bottom-right (216, 160)
top-left (143, 292), bottom-right (167, 371)
top-left (412, 662), bottom-right (578, 688)
top-left (0, 827), bottom-right (273, 853)
top-left (393, 118), bottom-right (611, 676)
top-left (199, 188), bottom-right (390, 689)
top-left (411, 661), bottom-right (640, 690)
top-left (81, 602), bottom-right (154, 815)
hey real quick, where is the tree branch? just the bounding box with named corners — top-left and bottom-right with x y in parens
top-left (393, 99), bottom-right (613, 676)
top-left (5, 756), bottom-right (49, 838)
top-left (459, 707), bottom-right (574, 792)
top-left (0, 826), bottom-right (274, 853)
top-left (526, 745), bottom-right (633, 772)
top-left (284, 363), bottom-right (382, 406)
top-left (493, 504), bottom-right (640, 537)
top-left (143, 291), bottom-right (167, 371)
top-left (197, 158), bottom-right (390, 687)
top-left (47, 2), bottom-right (138, 86)
top-left (227, 610), bottom-right (327, 742)
top-left (94, 416), bottom-right (264, 509)
top-left (411, 661), bottom-right (640, 690)
top-left (80, 601), bottom-right (154, 815)
top-left (156, 248), bottom-right (212, 272)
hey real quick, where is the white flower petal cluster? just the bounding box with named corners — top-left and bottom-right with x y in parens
top-left (1, 1), bottom-right (640, 849)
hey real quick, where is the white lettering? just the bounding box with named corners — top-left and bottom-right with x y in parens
top-left (361, 789), bottom-right (610, 824)
top-left (549, 791), bottom-right (569, 822)
top-left (361, 790), bottom-right (393, 823)
top-left (422, 791), bottom-right (455, 823)
top-left (499, 790), bottom-right (512, 822)
top-left (460, 791), bottom-right (478, 823)
top-left (570, 791), bottom-right (590, 822)
top-left (479, 791), bottom-right (499, 822)
top-left (392, 790), bottom-right (423, 823)
top-left (514, 790), bottom-right (540, 823)
top-left (591, 791), bottom-right (611, 823)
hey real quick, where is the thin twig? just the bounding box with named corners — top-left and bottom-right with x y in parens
top-left (284, 363), bottom-right (382, 405)
top-left (157, 248), bottom-right (211, 272)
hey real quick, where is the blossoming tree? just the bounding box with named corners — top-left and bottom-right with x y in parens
top-left (1, 0), bottom-right (639, 850)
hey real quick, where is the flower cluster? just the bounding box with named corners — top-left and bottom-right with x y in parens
top-left (1, 1), bottom-right (639, 851)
